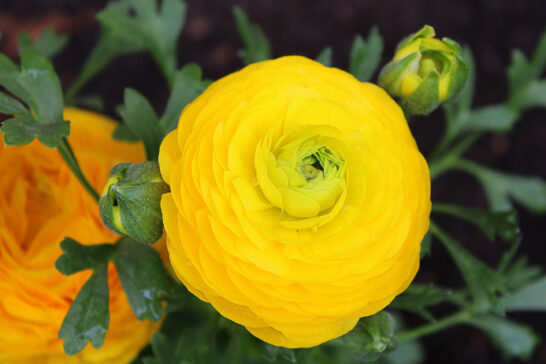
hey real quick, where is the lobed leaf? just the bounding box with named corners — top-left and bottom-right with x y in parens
top-left (97, 0), bottom-right (186, 86)
top-left (1, 116), bottom-right (69, 148)
top-left (521, 80), bottom-right (546, 108)
top-left (0, 48), bottom-right (63, 123)
top-left (113, 123), bottom-right (139, 142)
top-left (430, 222), bottom-right (507, 313)
top-left (503, 256), bottom-right (543, 291)
top-left (143, 332), bottom-right (187, 364)
top-left (389, 284), bottom-right (452, 321)
top-left (65, 30), bottom-right (142, 102)
top-left (508, 32), bottom-right (546, 108)
top-left (384, 340), bottom-right (424, 364)
top-left (509, 32), bottom-right (546, 93)
top-left (58, 265), bottom-right (110, 355)
top-left (0, 48), bottom-right (66, 147)
top-left (55, 237), bottom-right (115, 276)
top-left (455, 159), bottom-right (546, 214)
top-left (71, 95), bottom-right (105, 112)
top-left (34, 28), bottom-right (70, 59)
top-left (0, 92), bottom-right (29, 115)
top-left (432, 203), bottom-right (519, 243)
top-left (113, 238), bottom-right (175, 321)
top-left (502, 277), bottom-right (546, 312)
top-left (159, 63), bottom-right (210, 136)
top-left (119, 88), bottom-right (163, 160)
top-left (461, 104), bottom-right (519, 133)
top-left (349, 27), bottom-right (383, 82)
top-left (469, 316), bottom-right (540, 360)
top-left (233, 7), bottom-right (272, 65)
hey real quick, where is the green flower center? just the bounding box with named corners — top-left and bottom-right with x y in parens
top-left (297, 147), bottom-right (343, 182)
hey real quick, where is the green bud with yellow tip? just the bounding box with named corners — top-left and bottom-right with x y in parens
top-left (378, 25), bottom-right (468, 115)
top-left (99, 161), bottom-right (170, 244)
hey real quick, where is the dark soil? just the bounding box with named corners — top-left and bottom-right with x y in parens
top-left (1, 1), bottom-right (545, 363)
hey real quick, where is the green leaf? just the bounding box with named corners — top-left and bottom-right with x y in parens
top-left (34, 28), bottom-right (70, 59)
top-left (502, 277), bottom-right (546, 311)
top-left (73, 95), bottom-right (105, 112)
top-left (507, 49), bottom-right (532, 95)
top-left (432, 203), bottom-right (519, 243)
top-left (142, 312), bottom-right (221, 364)
top-left (1, 116), bottom-right (69, 148)
top-left (119, 88), bottom-right (163, 160)
top-left (232, 7), bottom-right (272, 65)
top-left (0, 46), bottom-right (66, 147)
top-left (58, 264), bottom-right (110, 355)
top-left (97, 0), bottom-right (187, 86)
top-left (455, 159), bottom-right (546, 213)
top-left (430, 222), bottom-right (507, 313)
top-left (65, 29), bottom-right (142, 102)
top-left (55, 238), bottom-right (115, 275)
top-left (521, 80), bottom-right (546, 108)
top-left (507, 32), bottom-right (546, 94)
top-left (384, 340), bottom-right (424, 364)
top-left (17, 29), bottom-right (69, 59)
top-left (316, 47), bottom-right (333, 67)
top-left (341, 311), bottom-right (397, 361)
top-left (143, 332), bottom-right (186, 364)
top-left (263, 345), bottom-right (297, 363)
top-left (0, 48), bottom-right (63, 124)
top-left (420, 230), bottom-right (432, 258)
top-left (389, 284), bottom-right (452, 321)
top-left (349, 27), bottom-right (383, 82)
top-left (469, 316), bottom-right (540, 360)
top-left (504, 256), bottom-right (543, 291)
top-left (461, 104), bottom-right (519, 133)
top-left (16, 33), bottom-right (33, 55)
top-left (159, 63), bottom-right (209, 136)
top-left (0, 92), bottom-right (29, 115)
top-left (113, 123), bottom-right (139, 142)
top-left (113, 238), bottom-right (175, 321)
top-left (508, 32), bottom-right (546, 108)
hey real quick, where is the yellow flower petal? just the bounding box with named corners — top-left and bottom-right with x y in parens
top-left (159, 56), bottom-right (431, 348)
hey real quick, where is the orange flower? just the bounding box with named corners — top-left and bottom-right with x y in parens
top-left (0, 108), bottom-right (160, 363)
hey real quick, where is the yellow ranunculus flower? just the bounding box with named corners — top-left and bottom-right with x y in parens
top-left (159, 56), bottom-right (431, 348)
top-left (0, 108), bottom-right (160, 363)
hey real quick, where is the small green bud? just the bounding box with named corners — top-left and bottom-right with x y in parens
top-left (378, 25), bottom-right (468, 115)
top-left (99, 161), bottom-right (170, 244)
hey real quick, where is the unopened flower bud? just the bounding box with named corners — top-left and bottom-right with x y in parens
top-left (378, 25), bottom-right (468, 115)
top-left (99, 161), bottom-right (169, 244)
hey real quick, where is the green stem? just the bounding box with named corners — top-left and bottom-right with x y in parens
top-left (57, 138), bottom-right (100, 202)
top-left (397, 308), bottom-right (474, 342)
top-left (429, 133), bottom-right (482, 179)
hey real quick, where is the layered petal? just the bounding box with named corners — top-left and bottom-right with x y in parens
top-left (160, 56), bottom-right (431, 347)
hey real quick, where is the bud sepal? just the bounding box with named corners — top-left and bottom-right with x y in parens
top-left (99, 161), bottom-right (170, 244)
top-left (378, 25), bottom-right (468, 115)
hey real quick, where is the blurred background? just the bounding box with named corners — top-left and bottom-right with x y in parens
top-left (0, 0), bottom-right (544, 363)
